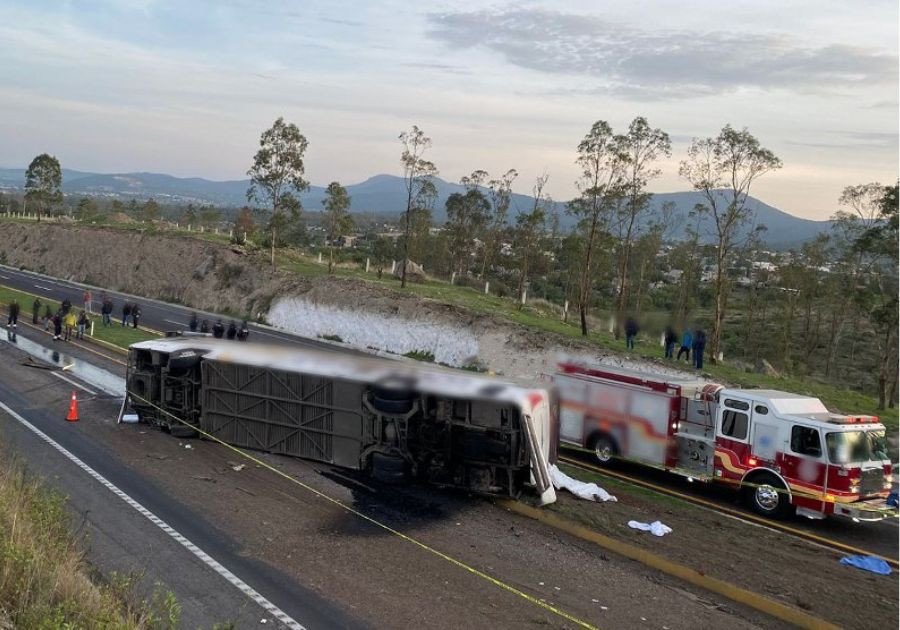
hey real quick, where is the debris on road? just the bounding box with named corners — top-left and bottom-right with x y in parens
top-left (627, 520), bottom-right (673, 537)
top-left (839, 555), bottom-right (892, 575)
top-left (232, 464), bottom-right (246, 472)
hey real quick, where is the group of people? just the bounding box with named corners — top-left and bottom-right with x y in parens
top-left (665, 326), bottom-right (707, 369)
top-left (189, 313), bottom-right (250, 341)
top-left (624, 316), bottom-right (708, 370)
top-left (12, 297), bottom-right (93, 342)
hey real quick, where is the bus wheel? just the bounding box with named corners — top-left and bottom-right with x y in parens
top-left (744, 472), bottom-right (792, 519)
top-left (589, 433), bottom-right (617, 465)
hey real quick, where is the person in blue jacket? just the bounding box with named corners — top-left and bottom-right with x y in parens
top-left (677, 328), bottom-right (692, 362)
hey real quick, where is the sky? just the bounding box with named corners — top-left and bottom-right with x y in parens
top-left (0, 0), bottom-right (896, 220)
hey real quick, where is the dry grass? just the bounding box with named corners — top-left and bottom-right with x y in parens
top-left (0, 448), bottom-right (181, 629)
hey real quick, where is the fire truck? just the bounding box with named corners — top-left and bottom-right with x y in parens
top-left (554, 358), bottom-right (896, 521)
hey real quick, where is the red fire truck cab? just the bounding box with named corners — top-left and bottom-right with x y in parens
top-left (554, 358), bottom-right (896, 521)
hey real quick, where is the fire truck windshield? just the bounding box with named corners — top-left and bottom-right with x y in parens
top-left (826, 430), bottom-right (889, 464)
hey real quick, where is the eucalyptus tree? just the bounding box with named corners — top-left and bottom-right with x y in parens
top-left (445, 173), bottom-right (490, 278)
top-left (399, 125), bottom-right (438, 288)
top-left (480, 169), bottom-right (518, 278)
top-left (247, 117), bottom-right (310, 267)
top-left (569, 121), bottom-right (627, 336)
top-left (24, 153), bottom-right (62, 222)
top-left (322, 182), bottom-right (353, 273)
top-left (613, 117), bottom-right (671, 337)
top-left (514, 174), bottom-right (551, 305)
top-left (679, 125), bottom-right (781, 359)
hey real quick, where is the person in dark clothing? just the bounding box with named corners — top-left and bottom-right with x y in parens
top-left (677, 328), bottom-right (692, 362)
top-left (226, 320), bottom-right (237, 340)
top-left (52, 311), bottom-right (63, 340)
top-left (189, 312), bottom-right (199, 332)
top-left (200, 319), bottom-right (210, 334)
top-left (131, 304), bottom-right (141, 328)
top-left (212, 319), bottom-right (225, 339)
top-left (624, 317), bottom-right (639, 350)
top-left (77, 311), bottom-right (89, 339)
top-left (664, 325), bottom-right (677, 359)
top-left (7, 300), bottom-right (20, 329)
top-left (32, 298), bottom-right (42, 325)
top-left (101, 299), bottom-right (113, 326)
top-left (43, 304), bottom-right (53, 331)
top-left (61, 298), bottom-right (72, 315)
top-left (122, 302), bottom-right (131, 326)
top-left (692, 329), bottom-right (707, 370)
top-left (237, 320), bottom-right (249, 341)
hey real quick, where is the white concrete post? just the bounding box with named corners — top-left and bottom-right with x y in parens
top-left (317, 252), bottom-right (322, 263)
top-left (484, 281), bottom-right (490, 294)
top-left (229, 229), bottom-right (233, 238)
top-left (90, 321), bottom-right (95, 337)
top-left (608, 316), bottom-right (615, 333)
top-left (200, 226), bottom-right (204, 233)
top-left (717, 351), bottom-right (724, 363)
top-left (365, 258), bottom-right (370, 273)
top-left (521, 289), bottom-right (527, 305)
top-left (450, 272), bottom-right (456, 285)
top-left (660, 333), bottom-right (666, 347)
top-left (391, 260), bottom-right (396, 274)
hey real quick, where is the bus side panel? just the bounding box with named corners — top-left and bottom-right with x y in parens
top-left (199, 359), bottom-right (366, 469)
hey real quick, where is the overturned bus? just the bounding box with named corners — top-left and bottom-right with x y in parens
top-left (124, 338), bottom-right (558, 504)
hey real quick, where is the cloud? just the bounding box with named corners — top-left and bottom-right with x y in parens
top-left (427, 8), bottom-right (898, 100)
top-left (786, 131), bottom-right (899, 150)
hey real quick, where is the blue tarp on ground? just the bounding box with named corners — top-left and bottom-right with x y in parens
top-left (839, 555), bottom-right (892, 575)
top-left (886, 490), bottom-right (898, 508)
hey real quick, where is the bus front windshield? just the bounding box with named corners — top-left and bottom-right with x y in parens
top-left (826, 430), bottom-right (889, 464)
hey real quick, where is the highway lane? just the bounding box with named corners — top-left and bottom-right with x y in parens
top-left (0, 263), bottom-right (352, 352)
top-left (0, 341), bottom-right (362, 629)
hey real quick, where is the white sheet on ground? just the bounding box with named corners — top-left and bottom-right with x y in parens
top-left (627, 520), bottom-right (672, 536)
top-left (549, 465), bottom-right (617, 502)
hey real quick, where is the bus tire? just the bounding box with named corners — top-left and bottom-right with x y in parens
top-left (371, 452), bottom-right (407, 484)
top-left (588, 432), bottom-right (617, 465)
top-left (743, 471), bottom-right (792, 519)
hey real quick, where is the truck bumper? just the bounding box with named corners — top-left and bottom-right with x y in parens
top-left (832, 498), bottom-right (899, 522)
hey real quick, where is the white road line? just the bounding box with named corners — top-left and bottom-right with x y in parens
top-left (34, 284), bottom-right (53, 292)
top-left (51, 371), bottom-right (98, 396)
top-left (164, 319), bottom-right (185, 326)
top-left (0, 275), bottom-right (8, 279)
top-left (0, 400), bottom-right (306, 630)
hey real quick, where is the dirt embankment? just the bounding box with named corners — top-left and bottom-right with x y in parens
top-left (0, 224), bottom-right (596, 373)
top-left (0, 223), bottom-right (303, 316)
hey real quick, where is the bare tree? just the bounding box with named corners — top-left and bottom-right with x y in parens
top-left (399, 125), bottom-right (438, 288)
top-left (679, 125), bottom-right (782, 359)
top-left (613, 117), bottom-right (671, 337)
top-left (480, 169), bottom-right (518, 278)
top-left (514, 174), bottom-right (551, 305)
top-left (569, 121), bottom-right (627, 336)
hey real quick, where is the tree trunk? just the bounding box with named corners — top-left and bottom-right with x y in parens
top-left (578, 217), bottom-right (599, 337)
top-left (328, 244), bottom-right (334, 274)
top-left (270, 225), bottom-right (276, 268)
top-left (614, 242), bottom-right (630, 339)
top-left (877, 328), bottom-right (894, 410)
top-left (712, 253), bottom-right (727, 359)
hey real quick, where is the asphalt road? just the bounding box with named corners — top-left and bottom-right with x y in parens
top-left (0, 263), bottom-right (348, 352)
top-left (0, 338), bottom-right (362, 629)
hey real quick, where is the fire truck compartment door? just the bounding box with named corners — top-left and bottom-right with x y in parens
top-left (751, 422), bottom-right (778, 462)
top-left (555, 375), bottom-right (586, 443)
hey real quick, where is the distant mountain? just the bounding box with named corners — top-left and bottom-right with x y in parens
top-left (0, 168), bottom-right (833, 246)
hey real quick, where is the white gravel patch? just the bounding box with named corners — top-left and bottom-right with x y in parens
top-left (268, 297), bottom-right (480, 367)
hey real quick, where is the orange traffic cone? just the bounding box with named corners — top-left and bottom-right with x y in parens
top-left (66, 391), bottom-right (79, 422)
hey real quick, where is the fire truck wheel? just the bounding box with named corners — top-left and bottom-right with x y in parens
top-left (589, 433), bottom-right (617, 465)
top-left (744, 472), bottom-right (791, 519)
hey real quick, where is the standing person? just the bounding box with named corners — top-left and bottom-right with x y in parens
top-left (237, 320), bottom-right (249, 341)
top-left (226, 320), bottom-right (237, 340)
top-left (664, 325), bottom-right (677, 359)
top-left (83, 289), bottom-right (92, 314)
top-left (7, 299), bottom-right (19, 329)
top-left (32, 298), bottom-right (42, 325)
top-left (677, 328), bottom-right (692, 362)
top-left (61, 297), bottom-right (72, 315)
top-left (121, 302), bottom-right (131, 327)
top-left (188, 312), bottom-right (199, 332)
top-left (63, 309), bottom-right (77, 341)
top-left (200, 319), bottom-right (210, 334)
top-left (131, 304), bottom-right (141, 328)
top-left (212, 319), bottom-right (225, 339)
top-left (692, 328), bottom-right (707, 370)
top-left (77, 311), bottom-right (89, 339)
top-left (52, 310), bottom-right (63, 340)
top-left (43, 304), bottom-right (53, 331)
top-left (101, 298), bottom-right (112, 326)
top-left (624, 316), bottom-right (639, 350)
